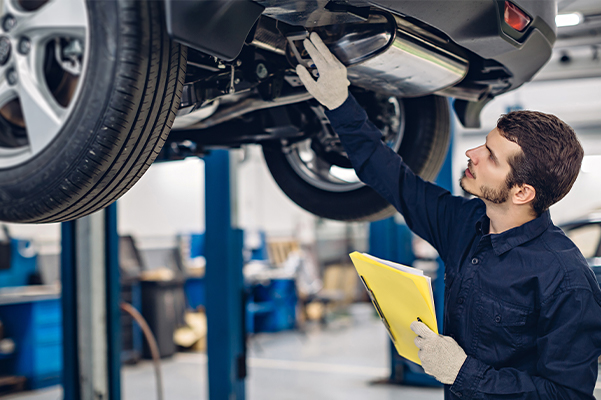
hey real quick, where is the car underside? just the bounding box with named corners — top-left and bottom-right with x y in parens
top-left (162, 0), bottom-right (556, 220)
top-left (0, 0), bottom-right (556, 223)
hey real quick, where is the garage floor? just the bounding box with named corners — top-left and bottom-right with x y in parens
top-left (4, 303), bottom-right (600, 400)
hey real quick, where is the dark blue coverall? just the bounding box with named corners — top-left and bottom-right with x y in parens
top-left (325, 93), bottom-right (601, 399)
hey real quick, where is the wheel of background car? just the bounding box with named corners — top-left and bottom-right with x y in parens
top-left (262, 93), bottom-right (450, 222)
top-left (0, 0), bottom-right (186, 223)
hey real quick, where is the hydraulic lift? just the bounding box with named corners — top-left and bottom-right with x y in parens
top-left (60, 111), bottom-right (453, 398)
top-left (60, 149), bottom-right (246, 400)
top-left (61, 203), bottom-right (121, 400)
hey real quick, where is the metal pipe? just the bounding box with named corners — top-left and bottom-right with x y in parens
top-left (183, 90), bottom-right (313, 130)
top-left (344, 15), bottom-right (469, 97)
top-left (257, 12), bottom-right (470, 98)
top-left (179, 12), bottom-right (470, 131)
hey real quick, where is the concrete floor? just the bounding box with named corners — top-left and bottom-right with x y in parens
top-left (4, 303), bottom-right (601, 400)
top-left (4, 303), bottom-right (443, 400)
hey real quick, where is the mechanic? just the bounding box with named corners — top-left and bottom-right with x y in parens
top-left (296, 32), bottom-right (601, 399)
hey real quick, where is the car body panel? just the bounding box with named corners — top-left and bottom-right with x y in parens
top-left (167, 0), bottom-right (555, 97)
top-left (255, 0), bottom-right (555, 93)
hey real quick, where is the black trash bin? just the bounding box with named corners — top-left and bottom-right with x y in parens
top-left (140, 277), bottom-right (186, 359)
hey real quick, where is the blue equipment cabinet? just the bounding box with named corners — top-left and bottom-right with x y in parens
top-left (0, 240), bottom-right (38, 287)
top-left (246, 278), bottom-right (297, 333)
top-left (0, 293), bottom-right (62, 390)
top-left (184, 276), bottom-right (298, 334)
top-left (185, 277), bottom-right (206, 311)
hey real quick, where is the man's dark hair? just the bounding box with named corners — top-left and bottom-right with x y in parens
top-left (497, 110), bottom-right (583, 216)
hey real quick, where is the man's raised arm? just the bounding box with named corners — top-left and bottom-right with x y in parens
top-left (296, 32), bottom-right (476, 261)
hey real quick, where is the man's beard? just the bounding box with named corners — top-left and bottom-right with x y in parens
top-left (460, 177), bottom-right (510, 204)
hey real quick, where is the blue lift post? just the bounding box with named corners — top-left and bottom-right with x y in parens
top-left (60, 219), bottom-right (79, 400)
top-left (61, 203), bottom-right (121, 400)
top-left (204, 149), bottom-right (246, 400)
top-left (369, 117), bottom-right (454, 387)
top-left (105, 203), bottom-right (122, 400)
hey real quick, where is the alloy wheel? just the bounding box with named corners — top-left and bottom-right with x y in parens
top-left (0, 0), bottom-right (88, 168)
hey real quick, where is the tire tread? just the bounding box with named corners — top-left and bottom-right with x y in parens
top-left (27, 0), bottom-right (186, 223)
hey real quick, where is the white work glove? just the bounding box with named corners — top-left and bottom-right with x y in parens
top-left (411, 321), bottom-right (467, 385)
top-left (295, 32), bottom-right (350, 110)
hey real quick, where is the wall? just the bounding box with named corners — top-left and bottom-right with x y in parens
top-left (117, 157), bottom-right (204, 247)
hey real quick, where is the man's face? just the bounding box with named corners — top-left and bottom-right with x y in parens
top-left (460, 128), bottom-right (522, 204)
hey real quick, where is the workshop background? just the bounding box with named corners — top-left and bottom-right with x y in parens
top-left (0, 1), bottom-right (601, 400)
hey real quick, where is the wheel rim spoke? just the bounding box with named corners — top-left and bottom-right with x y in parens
top-left (285, 98), bottom-right (405, 193)
top-left (0, 72), bottom-right (17, 107)
top-left (313, 156), bottom-right (344, 183)
top-left (16, 55), bottom-right (66, 154)
top-left (2, 0), bottom-right (21, 19)
top-left (12, 0), bottom-right (87, 42)
top-left (286, 139), bottom-right (364, 193)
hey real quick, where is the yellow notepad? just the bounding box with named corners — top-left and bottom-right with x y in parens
top-left (349, 251), bottom-right (437, 365)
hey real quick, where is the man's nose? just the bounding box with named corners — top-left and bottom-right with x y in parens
top-left (465, 147), bottom-right (476, 162)
top-left (465, 145), bottom-right (483, 163)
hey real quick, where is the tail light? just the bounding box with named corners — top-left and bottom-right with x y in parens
top-left (504, 1), bottom-right (531, 32)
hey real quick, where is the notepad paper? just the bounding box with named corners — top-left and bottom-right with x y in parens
top-left (362, 253), bottom-right (436, 313)
top-left (349, 251), bottom-right (438, 365)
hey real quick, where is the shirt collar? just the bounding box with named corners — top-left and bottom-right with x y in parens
top-left (475, 210), bottom-right (552, 256)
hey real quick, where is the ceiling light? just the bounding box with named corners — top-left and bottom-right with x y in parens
top-left (556, 13), bottom-right (583, 28)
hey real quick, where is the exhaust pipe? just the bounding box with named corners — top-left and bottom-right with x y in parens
top-left (176, 13), bottom-right (470, 131)
top-left (254, 12), bottom-right (470, 98)
top-left (182, 90), bottom-right (313, 130)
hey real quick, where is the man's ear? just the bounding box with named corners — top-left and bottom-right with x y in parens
top-left (513, 184), bottom-right (536, 206)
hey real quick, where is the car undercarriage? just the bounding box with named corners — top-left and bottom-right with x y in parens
top-left (0, 0), bottom-right (557, 223)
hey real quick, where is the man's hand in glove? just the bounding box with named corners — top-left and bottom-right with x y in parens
top-left (296, 32), bottom-right (350, 110)
top-left (410, 321), bottom-right (467, 385)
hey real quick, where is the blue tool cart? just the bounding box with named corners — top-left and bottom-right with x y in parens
top-left (0, 239), bottom-right (38, 288)
top-left (0, 287), bottom-right (62, 390)
top-left (246, 278), bottom-right (297, 333)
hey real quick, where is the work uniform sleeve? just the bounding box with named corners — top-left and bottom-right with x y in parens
top-left (451, 289), bottom-right (601, 399)
top-left (325, 93), bottom-right (478, 261)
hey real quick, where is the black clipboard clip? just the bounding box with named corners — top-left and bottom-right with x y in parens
top-left (360, 275), bottom-right (396, 342)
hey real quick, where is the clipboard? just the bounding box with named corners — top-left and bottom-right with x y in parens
top-left (349, 251), bottom-right (437, 365)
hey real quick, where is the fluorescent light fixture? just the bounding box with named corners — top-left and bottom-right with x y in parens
top-left (556, 12), bottom-right (583, 27)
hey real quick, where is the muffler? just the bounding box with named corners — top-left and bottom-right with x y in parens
top-left (344, 13), bottom-right (469, 98)
top-left (255, 12), bottom-right (470, 98)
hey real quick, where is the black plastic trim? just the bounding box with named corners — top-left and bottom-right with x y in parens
top-left (453, 96), bottom-right (494, 129)
top-left (165, 0), bottom-right (265, 61)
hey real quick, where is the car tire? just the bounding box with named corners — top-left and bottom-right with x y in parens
top-left (262, 94), bottom-right (450, 222)
top-left (0, 0), bottom-right (186, 223)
